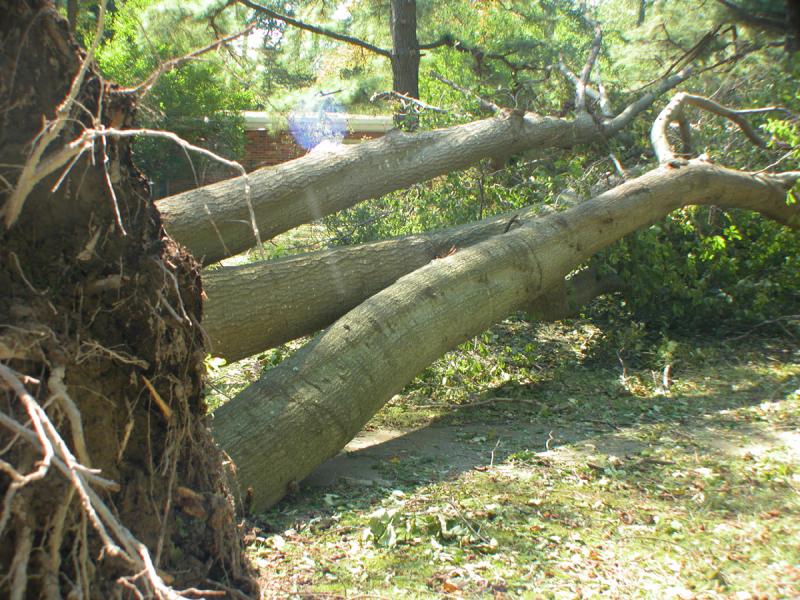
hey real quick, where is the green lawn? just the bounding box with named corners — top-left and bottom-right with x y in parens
top-left (210, 318), bottom-right (799, 598)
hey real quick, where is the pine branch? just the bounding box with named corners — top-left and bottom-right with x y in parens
top-left (237, 0), bottom-right (392, 58)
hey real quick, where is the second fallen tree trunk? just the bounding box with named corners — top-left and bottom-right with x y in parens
top-left (211, 160), bottom-right (800, 511)
top-left (203, 206), bottom-right (541, 361)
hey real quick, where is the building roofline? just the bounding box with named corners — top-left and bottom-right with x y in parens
top-left (242, 111), bottom-right (393, 133)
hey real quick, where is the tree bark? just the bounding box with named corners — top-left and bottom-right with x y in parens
top-left (157, 114), bottom-right (592, 264)
top-left (390, 0), bottom-right (421, 127)
top-left (390, 0), bottom-right (420, 98)
top-left (203, 205), bottom-right (540, 361)
top-left (67, 0), bottom-right (78, 32)
top-left (0, 3), bottom-right (252, 596)
top-left (156, 67), bottom-right (690, 265)
top-left (211, 160), bottom-right (799, 512)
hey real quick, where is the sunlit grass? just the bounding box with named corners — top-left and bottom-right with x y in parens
top-left (235, 322), bottom-right (798, 598)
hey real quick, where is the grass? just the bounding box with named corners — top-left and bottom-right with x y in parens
top-left (207, 315), bottom-right (800, 599)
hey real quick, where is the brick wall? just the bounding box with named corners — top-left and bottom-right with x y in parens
top-left (156, 128), bottom-right (387, 198)
top-left (243, 130), bottom-right (306, 172)
top-left (243, 129), bottom-right (385, 172)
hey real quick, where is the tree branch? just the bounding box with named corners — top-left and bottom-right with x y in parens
top-left (237, 0), bottom-right (392, 58)
top-left (714, 0), bottom-right (788, 33)
top-left (429, 71), bottom-right (502, 113)
top-left (604, 66), bottom-right (693, 134)
top-left (118, 24), bottom-right (256, 98)
top-left (371, 90), bottom-right (450, 114)
top-left (576, 24), bottom-right (603, 112)
top-left (651, 92), bottom-right (792, 164)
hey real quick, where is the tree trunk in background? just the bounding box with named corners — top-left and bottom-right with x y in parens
top-left (67, 0), bottom-right (78, 32)
top-left (204, 206), bottom-right (540, 361)
top-left (0, 3), bottom-right (252, 596)
top-left (390, 0), bottom-right (420, 98)
top-left (391, 0), bottom-right (421, 127)
top-left (787, 0), bottom-right (800, 52)
top-left (211, 161), bottom-right (800, 512)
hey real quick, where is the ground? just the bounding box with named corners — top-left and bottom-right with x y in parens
top-left (206, 317), bottom-right (800, 599)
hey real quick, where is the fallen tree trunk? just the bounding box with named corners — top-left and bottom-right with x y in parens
top-left (157, 70), bottom-right (689, 264)
top-left (211, 160), bottom-right (799, 511)
top-left (204, 205), bottom-right (542, 361)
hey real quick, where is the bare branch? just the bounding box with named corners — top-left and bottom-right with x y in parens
top-left (576, 24), bottom-right (603, 112)
top-left (430, 71), bottom-right (502, 114)
top-left (605, 67), bottom-right (693, 134)
top-left (651, 92), bottom-right (792, 163)
top-left (594, 61), bottom-right (613, 118)
top-left (119, 25), bottom-right (256, 99)
top-left (371, 90), bottom-right (450, 114)
top-left (556, 59), bottom-right (602, 105)
top-left (237, 0), bottom-right (391, 57)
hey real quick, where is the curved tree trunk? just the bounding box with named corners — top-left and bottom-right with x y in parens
top-left (211, 161), bottom-right (799, 512)
top-left (0, 4), bottom-right (252, 597)
top-left (204, 205), bottom-right (541, 361)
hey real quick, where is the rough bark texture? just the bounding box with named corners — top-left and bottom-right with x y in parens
top-left (390, 0), bottom-right (421, 127)
top-left (0, 3), bottom-right (253, 597)
top-left (204, 206), bottom-right (540, 361)
top-left (212, 160), bottom-right (799, 512)
top-left (157, 61), bottom-right (691, 266)
top-left (390, 0), bottom-right (420, 98)
top-left (157, 113), bottom-right (598, 264)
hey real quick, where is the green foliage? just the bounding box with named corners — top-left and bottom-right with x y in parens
top-left (598, 206), bottom-right (800, 332)
top-left (96, 0), bottom-right (255, 192)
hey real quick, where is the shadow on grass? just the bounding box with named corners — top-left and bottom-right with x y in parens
top-left (257, 330), bottom-right (798, 532)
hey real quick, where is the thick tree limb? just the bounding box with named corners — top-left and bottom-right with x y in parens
top-left (203, 206), bottom-right (540, 361)
top-left (212, 161), bottom-right (800, 511)
top-left (157, 68), bottom-right (692, 264)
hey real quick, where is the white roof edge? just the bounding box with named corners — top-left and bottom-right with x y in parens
top-left (242, 111), bottom-right (393, 133)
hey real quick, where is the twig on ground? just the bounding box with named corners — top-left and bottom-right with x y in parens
top-left (725, 315), bottom-right (799, 341)
top-left (446, 500), bottom-right (492, 545)
top-left (415, 395), bottom-right (535, 409)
